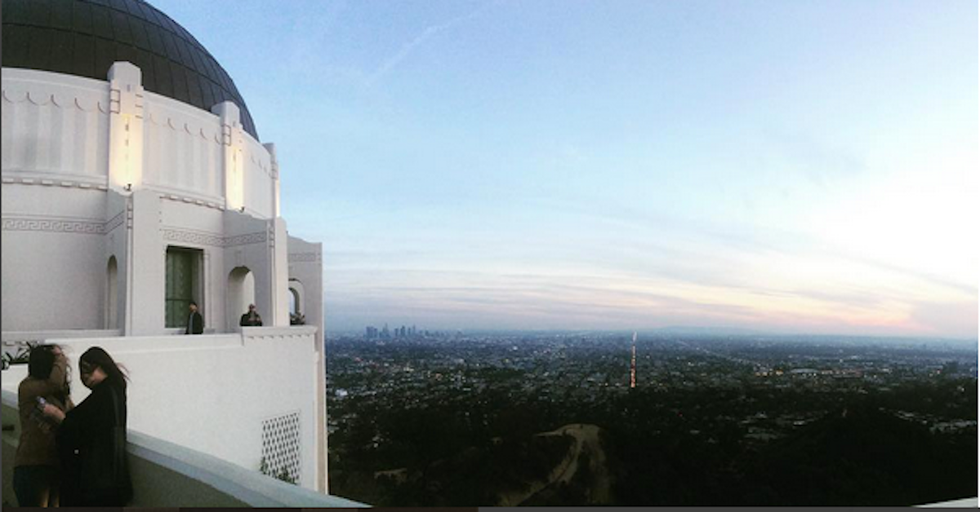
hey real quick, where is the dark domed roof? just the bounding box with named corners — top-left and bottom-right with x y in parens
top-left (2, 0), bottom-right (258, 138)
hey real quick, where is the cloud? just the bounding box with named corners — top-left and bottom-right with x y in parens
top-left (324, 265), bottom-right (902, 333)
top-left (314, 185), bottom-right (975, 338)
top-left (367, 1), bottom-right (499, 86)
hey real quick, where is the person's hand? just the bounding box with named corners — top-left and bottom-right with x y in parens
top-left (42, 404), bottom-right (66, 423)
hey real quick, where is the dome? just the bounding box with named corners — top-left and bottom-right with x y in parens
top-left (2, 0), bottom-right (259, 138)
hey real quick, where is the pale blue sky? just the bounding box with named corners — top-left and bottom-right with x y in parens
top-left (153, 0), bottom-right (977, 337)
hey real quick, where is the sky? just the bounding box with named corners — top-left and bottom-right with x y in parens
top-left (151, 0), bottom-right (978, 338)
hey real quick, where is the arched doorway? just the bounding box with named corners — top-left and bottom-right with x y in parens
top-left (228, 266), bottom-right (255, 331)
top-left (288, 279), bottom-right (305, 325)
top-left (106, 256), bottom-right (118, 329)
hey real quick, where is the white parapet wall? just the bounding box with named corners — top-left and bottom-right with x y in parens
top-left (0, 326), bottom-right (325, 492)
top-left (2, 390), bottom-right (365, 508)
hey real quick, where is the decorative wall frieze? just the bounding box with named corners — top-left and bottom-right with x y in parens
top-left (162, 228), bottom-right (225, 247)
top-left (247, 152), bottom-right (272, 174)
top-left (242, 326), bottom-right (316, 342)
top-left (158, 192), bottom-right (225, 211)
top-left (161, 228), bottom-right (267, 248)
top-left (2, 88), bottom-right (110, 115)
top-left (1, 212), bottom-right (269, 245)
top-left (145, 111), bottom-right (224, 145)
top-left (1, 173), bottom-right (109, 190)
top-left (288, 252), bottom-right (321, 263)
top-left (1, 215), bottom-right (106, 235)
top-left (226, 231), bottom-right (268, 247)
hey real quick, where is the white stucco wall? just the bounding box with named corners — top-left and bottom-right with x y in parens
top-left (242, 136), bottom-right (275, 218)
top-left (143, 91), bottom-right (225, 202)
top-left (0, 185), bottom-right (109, 331)
top-left (288, 237), bottom-right (324, 339)
top-left (0, 327), bottom-right (322, 490)
top-left (1, 70), bottom-right (110, 181)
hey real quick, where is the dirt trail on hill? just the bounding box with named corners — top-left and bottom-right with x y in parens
top-left (496, 423), bottom-right (611, 506)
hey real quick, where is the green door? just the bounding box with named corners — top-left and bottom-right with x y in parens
top-left (165, 247), bottom-right (199, 328)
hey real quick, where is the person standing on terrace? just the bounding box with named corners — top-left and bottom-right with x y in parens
top-left (186, 301), bottom-right (204, 335)
top-left (240, 304), bottom-right (263, 327)
top-left (14, 344), bottom-right (74, 507)
top-left (43, 347), bottom-right (133, 506)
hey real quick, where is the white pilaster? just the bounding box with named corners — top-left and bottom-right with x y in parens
top-left (212, 101), bottom-right (245, 211)
top-left (270, 218), bottom-right (291, 326)
top-left (126, 189), bottom-right (164, 335)
top-left (107, 62), bottom-right (145, 192)
top-left (263, 142), bottom-right (281, 218)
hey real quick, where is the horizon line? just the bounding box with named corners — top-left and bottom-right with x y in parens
top-left (324, 327), bottom-right (978, 343)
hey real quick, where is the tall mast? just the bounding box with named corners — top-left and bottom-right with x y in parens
top-left (630, 331), bottom-right (637, 389)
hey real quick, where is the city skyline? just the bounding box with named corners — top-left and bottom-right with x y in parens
top-left (153, 0), bottom-right (977, 338)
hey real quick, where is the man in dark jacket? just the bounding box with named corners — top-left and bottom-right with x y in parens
top-left (240, 304), bottom-right (263, 327)
top-left (186, 302), bottom-right (204, 335)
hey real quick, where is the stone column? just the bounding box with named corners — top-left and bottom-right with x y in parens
top-left (107, 62), bottom-right (145, 192)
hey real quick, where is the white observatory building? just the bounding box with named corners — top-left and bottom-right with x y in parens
top-left (1, 0), bottom-right (355, 506)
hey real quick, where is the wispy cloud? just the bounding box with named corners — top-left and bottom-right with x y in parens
top-left (367, 1), bottom-right (499, 86)
top-left (321, 263), bottom-right (941, 334)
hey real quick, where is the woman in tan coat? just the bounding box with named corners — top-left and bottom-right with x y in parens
top-left (14, 344), bottom-right (74, 507)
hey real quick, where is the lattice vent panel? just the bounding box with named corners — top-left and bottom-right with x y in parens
top-left (261, 411), bottom-right (301, 484)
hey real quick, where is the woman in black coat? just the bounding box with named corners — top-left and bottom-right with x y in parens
top-left (43, 347), bottom-right (133, 506)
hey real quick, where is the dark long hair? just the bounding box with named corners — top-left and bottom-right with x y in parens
top-left (28, 345), bottom-right (55, 379)
top-left (79, 346), bottom-right (128, 390)
top-left (28, 344), bottom-right (72, 402)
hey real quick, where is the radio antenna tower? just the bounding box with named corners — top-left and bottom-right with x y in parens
top-left (630, 331), bottom-right (637, 389)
